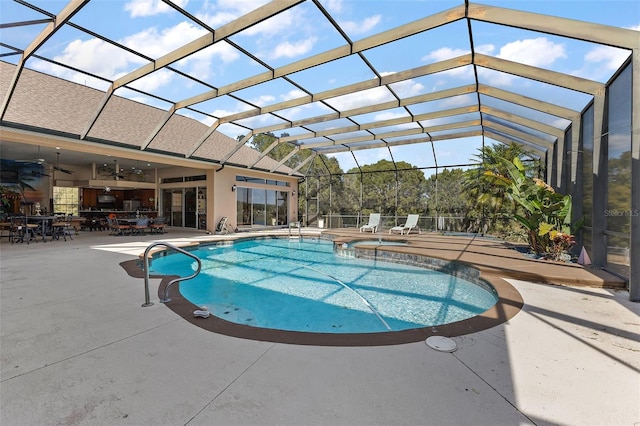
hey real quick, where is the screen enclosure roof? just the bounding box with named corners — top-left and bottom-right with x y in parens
top-left (0, 0), bottom-right (637, 177)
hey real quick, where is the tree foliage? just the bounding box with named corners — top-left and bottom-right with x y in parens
top-left (246, 132), bottom-right (354, 219)
top-left (463, 142), bottom-right (540, 216)
top-left (425, 168), bottom-right (467, 215)
top-left (345, 160), bottom-right (427, 216)
top-left (245, 133), bottom-right (564, 240)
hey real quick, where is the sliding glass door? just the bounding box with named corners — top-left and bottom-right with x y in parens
top-left (161, 186), bottom-right (206, 228)
top-left (236, 187), bottom-right (288, 228)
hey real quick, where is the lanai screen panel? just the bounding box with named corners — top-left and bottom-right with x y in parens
top-left (0, 0), bottom-right (636, 179)
top-left (479, 95), bottom-right (573, 129)
top-left (390, 142), bottom-right (437, 170)
top-left (605, 64), bottom-right (632, 277)
top-left (433, 136), bottom-right (485, 169)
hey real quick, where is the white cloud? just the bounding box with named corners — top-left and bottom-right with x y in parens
top-left (124, 0), bottom-right (189, 18)
top-left (374, 111), bottom-right (408, 121)
top-left (475, 44), bottom-right (495, 55)
top-left (39, 21), bottom-right (217, 93)
top-left (477, 67), bottom-right (515, 87)
top-left (327, 86), bottom-right (395, 111)
top-left (280, 89), bottom-right (307, 102)
top-left (122, 21), bottom-right (207, 57)
top-left (584, 45), bottom-right (631, 72)
top-left (242, 8), bottom-right (300, 37)
top-left (178, 41), bottom-right (241, 81)
top-left (199, 115), bottom-right (217, 126)
top-left (380, 72), bottom-right (424, 98)
top-left (421, 47), bottom-right (469, 62)
top-left (269, 90), bottom-right (315, 120)
top-left (211, 104), bottom-right (251, 118)
top-left (420, 39), bottom-right (565, 88)
top-left (324, 0), bottom-right (343, 13)
top-left (249, 94), bottom-right (276, 106)
top-left (197, 10), bottom-right (238, 28)
top-left (268, 37), bottom-right (318, 60)
top-left (200, 4), bottom-right (314, 63)
top-left (33, 18), bottom-right (242, 94)
top-left (438, 94), bottom-right (475, 108)
top-left (216, 0), bottom-right (269, 14)
top-left (127, 69), bottom-right (175, 92)
top-left (420, 117), bottom-right (456, 128)
top-left (339, 15), bottom-right (382, 35)
top-left (497, 37), bottom-right (566, 67)
top-left (388, 78), bottom-right (425, 98)
top-left (354, 148), bottom-right (391, 165)
top-left (421, 47), bottom-right (476, 81)
top-left (37, 38), bottom-right (144, 81)
top-left (197, 0), bottom-right (280, 31)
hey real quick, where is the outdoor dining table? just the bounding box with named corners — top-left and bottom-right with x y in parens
top-left (26, 215), bottom-right (56, 242)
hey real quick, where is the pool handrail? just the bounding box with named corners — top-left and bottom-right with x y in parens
top-left (142, 241), bottom-right (202, 307)
top-left (288, 221), bottom-right (301, 239)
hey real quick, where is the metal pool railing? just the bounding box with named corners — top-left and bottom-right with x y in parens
top-left (288, 221), bottom-right (302, 239)
top-left (142, 241), bottom-right (202, 307)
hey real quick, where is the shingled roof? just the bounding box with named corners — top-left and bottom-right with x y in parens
top-left (0, 60), bottom-right (292, 174)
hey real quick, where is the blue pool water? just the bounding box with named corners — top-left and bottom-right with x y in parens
top-left (149, 238), bottom-right (497, 334)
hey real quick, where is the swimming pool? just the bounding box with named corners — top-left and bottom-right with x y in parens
top-left (148, 238), bottom-right (497, 334)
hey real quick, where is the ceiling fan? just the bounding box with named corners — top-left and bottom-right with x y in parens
top-left (52, 152), bottom-right (74, 175)
top-left (97, 160), bottom-right (127, 180)
top-left (11, 146), bottom-right (50, 177)
top-left (15, 145), bottom-right (46, 165)
top-left (127, 160), bottom-right (146, 180)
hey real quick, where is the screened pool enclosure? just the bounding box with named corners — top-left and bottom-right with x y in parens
top-left (0, 1), bottom-right (637, 295)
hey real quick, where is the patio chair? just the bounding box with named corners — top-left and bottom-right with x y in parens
top-left (106, 217), bottom-right (121, 235)
top-left (51, 215), bottom-right (74, 241)
top-left (389, 214), bottom-right (421, 235)
top-left (149, 216), bottom-right (167, 234)
top-left (131, 218), bottom-right (150, 235)
top-left (359, 213), bottom-right (381, 233)
top-left (9, 215), bottom-right (37, 244)
top-left (111, 217), bottom-right (132, 236)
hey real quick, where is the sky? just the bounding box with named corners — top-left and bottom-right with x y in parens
top-left (1, 0), bottom-right (638, 175)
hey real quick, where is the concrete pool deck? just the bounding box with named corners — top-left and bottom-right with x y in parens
top-left (1, 228), bottom-right (638, 425)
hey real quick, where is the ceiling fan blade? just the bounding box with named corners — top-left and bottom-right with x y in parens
top-left (53, 166), bottom-right (74, 174)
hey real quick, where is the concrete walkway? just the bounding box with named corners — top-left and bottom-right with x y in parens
top-left (1, 229), bottom-right (638, 425)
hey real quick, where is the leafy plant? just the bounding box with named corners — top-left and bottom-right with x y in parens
top-left (463, 143), bottom-right (540, 236)
top-left (486, 157), bottom-right (583, 258)
top-left (0, 185), bottom-right (20, 218)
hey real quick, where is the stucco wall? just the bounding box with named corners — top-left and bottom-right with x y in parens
top-left (212, 167), bottom-right (298, 231)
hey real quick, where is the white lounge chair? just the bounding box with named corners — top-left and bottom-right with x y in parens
top-left (359, 213), bottom-right (381, 233)
top-left (389, 214), bottom-right (421, 235)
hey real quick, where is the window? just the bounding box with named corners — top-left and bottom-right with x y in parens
top-left (236, 175), bottom-right (290, 187)
top-left (53, 187), bottom-right (79, 215)
top-left (161, 175), bottom-right (206, 184)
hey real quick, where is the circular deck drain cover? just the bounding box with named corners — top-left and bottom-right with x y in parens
top-left (425, 336), bottom-right (457, 352)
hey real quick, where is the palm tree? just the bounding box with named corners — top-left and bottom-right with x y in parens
top-left (463, 142), bottom-right (540, 235)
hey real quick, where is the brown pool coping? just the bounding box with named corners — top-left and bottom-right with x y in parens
top-left (119, 231), bottom-right (623, 346)
top-left (120, 232), bottom-right (532, 346)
